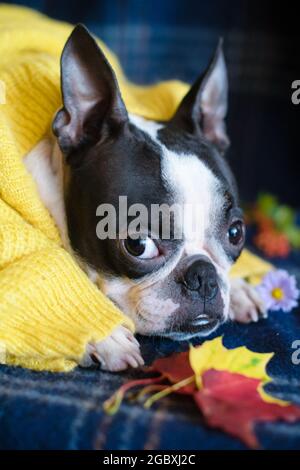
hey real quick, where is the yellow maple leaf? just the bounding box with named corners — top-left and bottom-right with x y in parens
top-left (189, 337), bottom-right (287, 406)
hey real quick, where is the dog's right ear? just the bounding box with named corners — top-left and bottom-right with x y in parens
top-left (53, 24), bottom-right (128, 160)
top-left (170, 40), bottom-right (229, 153)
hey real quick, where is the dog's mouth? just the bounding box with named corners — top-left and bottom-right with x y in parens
top-left (161, 315), bottom-right (222, 341)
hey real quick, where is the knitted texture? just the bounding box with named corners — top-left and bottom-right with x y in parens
top-left (0, 5), bottom-right (272, 372)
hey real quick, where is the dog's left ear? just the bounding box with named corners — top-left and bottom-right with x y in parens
top-left (171, 39), bottom-right (229, 153)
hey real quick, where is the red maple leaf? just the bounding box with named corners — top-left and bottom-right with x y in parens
top-left (194, 369), bottom-right (300, 448)
top-left (149, 352), bottom-right (196, 394)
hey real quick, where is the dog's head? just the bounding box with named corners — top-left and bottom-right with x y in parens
top-left (53, 25), bottom-right (245, 340)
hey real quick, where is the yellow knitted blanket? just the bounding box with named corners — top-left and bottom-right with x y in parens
top-left (0, 5), bottom-right (272, 372)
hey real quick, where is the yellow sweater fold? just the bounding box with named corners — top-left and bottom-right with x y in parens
top-left (0, 5), bottom-right (272, 372)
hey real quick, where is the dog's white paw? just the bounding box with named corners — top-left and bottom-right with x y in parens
top-left (229, 278), bottom-right (267, 324)
top-left (80, 325), bottom-right (144, 372)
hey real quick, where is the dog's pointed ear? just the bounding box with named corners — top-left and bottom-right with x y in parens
top-left (171, 39), bottom-right (229, 153)
top-left (53, 24), bottom-right (128, 158)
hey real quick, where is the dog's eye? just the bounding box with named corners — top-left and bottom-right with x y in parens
top-left (228, 221), bottom-right (244, 245)
top-left (124, 237), bottom-right (159, 259)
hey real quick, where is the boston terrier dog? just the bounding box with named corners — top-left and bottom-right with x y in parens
top-left (24, 25), bottom-right (266, 371)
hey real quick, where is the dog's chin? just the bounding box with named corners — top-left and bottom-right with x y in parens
top-left (156, 320), bottom-right (221, 342)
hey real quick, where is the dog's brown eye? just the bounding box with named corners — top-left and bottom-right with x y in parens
top-left (124, 237), bottom-right (159, 259)
top-left (228, 221), bottom-right (244, 245)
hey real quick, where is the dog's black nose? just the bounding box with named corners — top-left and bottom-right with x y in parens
top-left (184, 258), bottom-right (218, 301)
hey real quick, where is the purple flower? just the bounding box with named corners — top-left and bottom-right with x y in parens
top-left (257, 270), bottom-right (299, 312)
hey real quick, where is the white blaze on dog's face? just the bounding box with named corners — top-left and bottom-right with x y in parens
top-left (53, 26), bottom-right (246, 340)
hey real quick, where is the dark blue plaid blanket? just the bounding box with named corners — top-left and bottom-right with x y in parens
top-left (0, 249), bottom-right (300, 450)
